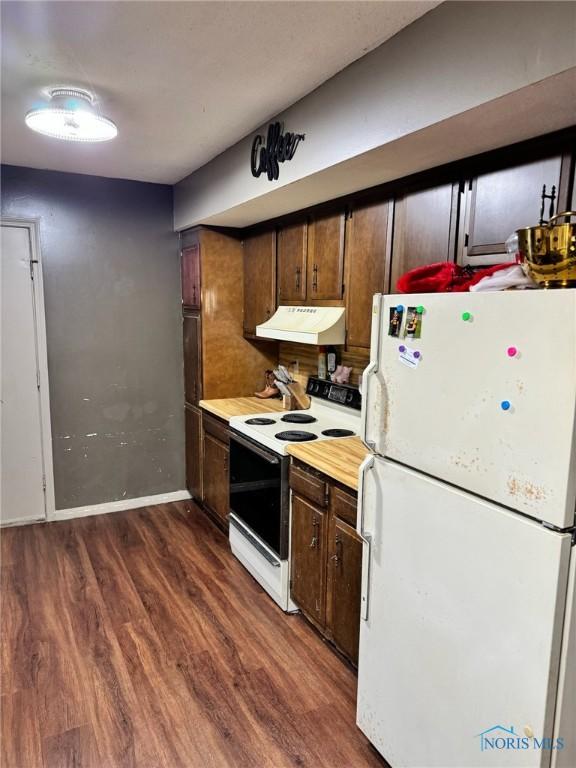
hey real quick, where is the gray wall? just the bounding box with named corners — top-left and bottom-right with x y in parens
top-left (1, 165), bottom-right (184, 509)
top-left (174, 0), bottom-right (576, 229)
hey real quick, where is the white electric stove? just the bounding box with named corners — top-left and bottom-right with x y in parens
top-left (227, 376), bottom-right (362, 611)
top-left (229, 392), bottom-right (361, 454)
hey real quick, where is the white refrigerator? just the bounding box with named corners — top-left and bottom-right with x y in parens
top-left (357, 290), bottom-right (575, 768)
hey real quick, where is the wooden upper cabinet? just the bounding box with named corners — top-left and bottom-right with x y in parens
top-left (390, 183), bottom-right (457, 293)
top-left (327, 517), bottom-right (362, 665)
top-left (181, 241), bottom-right (201, 309)
top-left (290, 495), bottom-right (327, 627)
top-left (278, 222), bottom-right (307, 303)
top-left (243, 231), bottom-right (276, 336)
top-left (183, 312), bottom-right (202, 406)
top-left (345, 201), bottom-right (390, 349)
top-left (307, 212), bottom-right (345, 301)
top-left (459, 154), bottom-right (567, 266)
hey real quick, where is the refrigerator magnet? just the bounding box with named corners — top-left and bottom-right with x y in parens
top-left (404, 307), bottom-right (422, 339)
top-left (389, 305), bottom-right (404, 337)
top-left (398, 345), bottom-right (421, 369)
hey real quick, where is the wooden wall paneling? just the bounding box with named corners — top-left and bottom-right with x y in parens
top-left (199, 229), bottom-right (277, 399)
top-left (243, 230), bottom-right (277, 337)
top-left (279, 342), bottom-right (369, 389)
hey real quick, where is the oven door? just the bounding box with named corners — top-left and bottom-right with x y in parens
top-left (229, 431), bottom-right (289, 560)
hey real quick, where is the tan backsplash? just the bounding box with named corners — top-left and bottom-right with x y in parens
top-left (279, 342), bottom-right (369, 388)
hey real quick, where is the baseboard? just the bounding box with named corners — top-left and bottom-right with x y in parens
top-left (1, 515), bottom-right (46, 528)
top-left (52, 490), bottom-right (192, 522)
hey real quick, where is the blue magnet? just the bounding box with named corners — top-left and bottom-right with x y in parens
top-left (500, 400), bottom-right (511, 411)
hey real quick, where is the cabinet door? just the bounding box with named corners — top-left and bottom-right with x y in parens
top-left (277, 222), bottom-right (307, 303)
top-left (183, 312), bottom-right (202, 405)
top-left (243, 231), bottom-right (277, 336)
top-left (307, 212), bottom-right (345, 301)
top-left (460, 155), bottom-right (565, 266)
top-left (327, 517), bottom-right (362, 665)
top-left (181, 242), bottom-right (201, 309)
top-left (390, 183), bottom-right (456, 293)
top-left (185, 405), bottom-right (202, 500)
top-left (345, 201), bottom-right (390, 348)
top-left (203, 433), bottom-right (229, 523)
top-left (290, 495), bottom-right (327, 626)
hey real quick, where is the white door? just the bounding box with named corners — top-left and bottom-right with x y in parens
top-left (356, 457), bottom-right (572, 768)
top-left (1, 223), bottom-right (49, 524)
top-left (362, 290), bottom-right (576, 528)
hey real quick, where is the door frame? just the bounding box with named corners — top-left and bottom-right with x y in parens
top-left (1, 218), bottom-right (55, 524)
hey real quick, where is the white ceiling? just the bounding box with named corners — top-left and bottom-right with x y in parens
top-left (1, 0), bottom-right (438, 184)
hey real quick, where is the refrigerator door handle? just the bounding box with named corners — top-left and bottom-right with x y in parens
top-left (357, 454), bottom-right (375, 620)
top-left (360, 294), bottom-right (383, 450)
top-left (361, 361), bottom-right (378, 449)
top-left (360, 535), bottom-right (372, 622)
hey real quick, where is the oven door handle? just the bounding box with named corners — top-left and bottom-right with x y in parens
top-left (230, 432), bottom-right (280, 464)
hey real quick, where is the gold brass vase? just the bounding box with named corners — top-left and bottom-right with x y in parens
top-left (517, 211), bottom-right (576, 288)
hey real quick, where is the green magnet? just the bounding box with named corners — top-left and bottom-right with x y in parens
top-left (416, 305), bottom-right (424, 314)
top-left (462, 311), bottom-right (472, 321)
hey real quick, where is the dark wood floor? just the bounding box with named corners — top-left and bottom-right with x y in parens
top-left (1, 502), bottom-right (385, 768)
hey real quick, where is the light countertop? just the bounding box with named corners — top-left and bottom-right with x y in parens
top-left (199, 397), bottom-right (285, 422)
top-left (287, 436), bottom-right (369, 491)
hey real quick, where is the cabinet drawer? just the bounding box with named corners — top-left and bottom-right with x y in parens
top-left (202, 413), bottom-right (230, 444)
top-left (331, 486), bottom-right (358, 527)
top-left (289, 465), bottom-right (328, 508)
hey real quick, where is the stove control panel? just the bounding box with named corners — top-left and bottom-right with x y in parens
top-left (306, 376), bottom-right (362, 410)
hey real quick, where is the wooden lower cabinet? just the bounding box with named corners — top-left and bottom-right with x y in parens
top-left (201, 414), bottom-right (230, 527)
top-left (291, 495), bottom-right (328, 626)
top-left (327, 516), bottom-right (363, 664)
top-left (185, 404), bottom-right (202, 500)
top-left (289, 462), bottom-right (361, 665)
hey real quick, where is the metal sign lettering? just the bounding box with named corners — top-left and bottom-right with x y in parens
top-left (250, 122), bottom-right (305, 181)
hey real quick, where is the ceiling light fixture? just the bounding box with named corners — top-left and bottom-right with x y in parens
top-left (25, 87), bottom-right (117, 142)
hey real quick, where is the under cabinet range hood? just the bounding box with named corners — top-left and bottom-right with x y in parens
top-left (256, 306), bottom-right (346, 345)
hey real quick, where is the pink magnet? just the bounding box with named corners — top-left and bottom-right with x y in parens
top-left (507, 346), bottom-right (518, 357)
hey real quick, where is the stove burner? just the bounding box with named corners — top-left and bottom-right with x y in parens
top-left (281, 413), bottom-right (317, 424)
top-left (245, 417), bottom-right (276, 425)
top-left (275, 430), bottom-right (318, 442)
top-left (321, 429), bottom-right (355, 438)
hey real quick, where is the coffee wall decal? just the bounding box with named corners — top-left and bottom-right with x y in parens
top-left (250, 122), bottom-right (305, 181)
